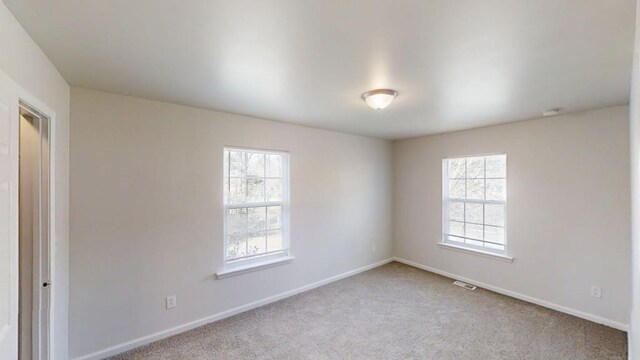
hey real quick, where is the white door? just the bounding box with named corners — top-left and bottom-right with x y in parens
top-left (0, 69), bottom-right (20, 360)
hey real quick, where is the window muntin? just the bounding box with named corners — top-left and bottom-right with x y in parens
top-left (224, 147), bottom-right (289, 266)
top-left (442, 154), bottom-right (507, 254)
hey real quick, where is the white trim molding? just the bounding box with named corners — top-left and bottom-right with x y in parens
top-left (216, 256), bottom-right (294, 279)
top-left (392, 256), bottom-right (628, 332)
top-left (72, 257), bottom-right (394, 360)
top-left (437, 243), bottom-right (514, 262)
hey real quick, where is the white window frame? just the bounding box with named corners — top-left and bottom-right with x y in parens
top-left (441, 153), bottom-right (509, 257)
top-left (219, 146), bottom-right (291, 277)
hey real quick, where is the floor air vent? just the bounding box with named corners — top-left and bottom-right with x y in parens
top-left (453, 280), bottom-right (476, 290)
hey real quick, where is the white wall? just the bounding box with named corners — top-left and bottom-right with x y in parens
top-left (393, 106), bottom-right (631, 327)
top-left (629, 1), bottom-right (640, 357)
top-left (0, 3), bottom-right (70, 359)
top-left (68, 87), bottom-right (393, 358)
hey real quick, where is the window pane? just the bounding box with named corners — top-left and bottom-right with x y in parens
top-left (465, 203), bottom-right (483, 224)
top-left (223, 177), bottom-right (229, 204)
top-left (486, 155), bottom-right (506, 178)
top-left (266, 179), bottom-right (283, 201)
top-left (449, 221), bottom-right (464, 236)
top-left (226, 234), bottom-right (247, 259)
top-left (267, 154), bottom-right (283, 177)
top-left (448, 158), bottom-right (466, 178)
top-left (246, 153), bottom-right (265, 177)
top-left (486, 179), bottom-right (506, 201)
top-left (229, 151), bottom-right (245, 177)
top-left (247, 207), bottom-right (266, 233)
top-left (449, 179), bottom-right (465, 198)
top-left (466, 179), bottom-right (484, 200)
top-left (224, 148), bottom-right (289, 263)
top-left (466, 156), bottom-right (484, 179)
top-left (466, 239), bottom-right (483, 247)
top-left (485, 226), bottom-right (504, 244)
top-left (228, 178), bottom-right (247, 204)
top-left (267, 229), bottom-right (283, 251)
top-left (267, 206), bottom-right (282, 229)
top-left (466, 223), bottom-right (483, 240)
top-left (485, 204), bottom-right (504, 226)
top-left (442, 154), bottom-right (506, 254)
top-left (246, 178), bottom-right (265, 202)
top-left (226, 208), bottom-right (247, 236)
top-left (448, 202), bottom-right (464, 222)
top-left (248, 231), bottom-right (267, 255)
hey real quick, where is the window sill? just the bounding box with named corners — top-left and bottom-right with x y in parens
top-left (215, 255), bottom-right (295, 279)
top-left (438, 242), bottom-right (514, 263)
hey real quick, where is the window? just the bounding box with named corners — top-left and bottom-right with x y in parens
top-left (223, 147), bottom-right (290, 269)
top-left (442, 154), bottom-right (507, 254)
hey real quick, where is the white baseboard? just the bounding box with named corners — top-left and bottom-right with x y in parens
top-left (392, 256), bottom-right (629, 332)
top-left (73, 257), bottom-right (394, 360)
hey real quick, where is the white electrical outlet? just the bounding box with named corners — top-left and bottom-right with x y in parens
top-left (166, 295), bottom-right (177, 309)
top-left (590, 286), bottom-right (602, 298)
top-left (372, 244), bottom-right (376, 253)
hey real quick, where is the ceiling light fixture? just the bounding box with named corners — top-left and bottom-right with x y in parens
top-left (361, 89), bottom-right (398, 110)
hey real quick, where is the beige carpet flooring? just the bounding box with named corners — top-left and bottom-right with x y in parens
top-left (108, 262), bottom-right (627, 359)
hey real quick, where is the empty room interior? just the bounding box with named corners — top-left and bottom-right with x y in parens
top-left (2, 0), bottom-right (640, 359)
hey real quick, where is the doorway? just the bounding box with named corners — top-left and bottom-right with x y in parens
top-left (18, 102), bottom-right (51, 360)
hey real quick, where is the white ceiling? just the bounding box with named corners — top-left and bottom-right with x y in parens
top-left (4, 0), bottom-right (636, 139)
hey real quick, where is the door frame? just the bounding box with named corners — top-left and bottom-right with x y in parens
top-left (15, 88), bottom-right (56, 360)
top-left (18, 100), bottom-right (54, 360)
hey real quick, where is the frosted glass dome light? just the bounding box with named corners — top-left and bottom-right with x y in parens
top-left (361, 89), bottom-right (398, 110)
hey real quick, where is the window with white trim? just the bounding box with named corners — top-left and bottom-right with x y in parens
top-left (442, 154), bottom-right (507, 254)
top-left (223, 147), bottom-right (290, 268)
